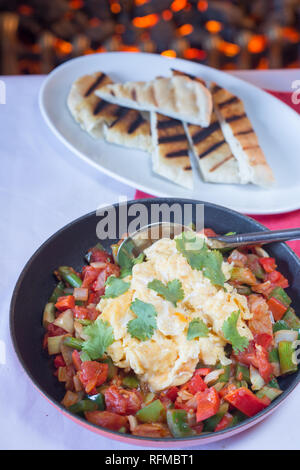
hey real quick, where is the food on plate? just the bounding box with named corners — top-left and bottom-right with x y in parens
top-left (95, 75), bottom-right (213, 127)
top-left (184, 112), bottom-right (241, 184)
top-left (42, 229), bottom-right (298, 438)
top-left (150, 112), bottom-right (193, 189)
top-left (67, 72), bottom-right (152, 151)
top-left (211, 83), bottom-right (275, 187)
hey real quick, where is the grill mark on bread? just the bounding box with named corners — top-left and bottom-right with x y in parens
top-left (128, 113), bottom-right (146, 134)
top-left (198, 140), bottom-right (225, 159)
top-left (225, 113), bottom-right (246, 123)
top-left (184, 165), bottom-right (192, 171)
top-left (110, 107), bottom-right (130, 128)
top-left (165, 149), bottom-right (189, 158)
top-left (131, 89), bottom-right (137, 101)
top-left (218, 96), bottom-right (239, 108)
top-left (242, 145), bottom-right (259, 150)
top-left (158, 133), bottom-right (187, 144)
top-left (211, 84), bottom-right (222, 94)
top-left (209, 155), bottom-right (234, 172)
top-left (157, 119), bottom-right (180, 130)
top-left (234, 128), bottom-right (254, 136)
top-left (191, 121), bottom-right (220, 144)
top-left (84, 73), bottom-right (105, 97)
top-left (93, 98), bottom-right (110, 115)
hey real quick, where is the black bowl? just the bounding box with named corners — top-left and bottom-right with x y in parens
top-left (10, 198), bottom-right (300, 446)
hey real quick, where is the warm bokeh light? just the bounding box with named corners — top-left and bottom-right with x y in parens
top-left (197, 0), bottom-right (208, 11)
top-left (89, 17), bottom-right (101, 27)
top-left (133, 14), bottom-right (159, 28)
top-left (134, 0), bottom-right (150, 5)
top-left (121, 45), bottom-right (140, 52)
top-left (162, 9), bottom-right (173, 21)
top-left (161, 49), bottom-right (177, 57)
top-left (55, 39), bottom-right (73, 55)
top-left (183, 48), bottom-right (206, 60)
top-left (18, 4), bottom-right (34, 15)
top-left (69, 0), bottom-right (84, 9)
top-left (205, 20), bottom-right (222, 34)
top-left (171, 0), bottom-right (187, 13)
top-left (248, 35), bottom-right (267, 53)
top-left (177, 24), bottom-right (194, 36)
top-left (282, 27), bottom-right (300, 43)
top-left (218, 40), bottom-right (240, 57)
top-left (111, 2), bottom-right (121, 14)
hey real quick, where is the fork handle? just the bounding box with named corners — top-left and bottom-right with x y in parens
top-left (215, 228), bottom-right (300, 247)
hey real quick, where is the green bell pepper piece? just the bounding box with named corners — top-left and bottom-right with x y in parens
top-left (166, 410), bottom-right (196, 438)
top-left (235, 363), bottom-right (250, 384)
top-left (216, 364), bottom-right (231, 383)
top-left (100, 357), bottom-right (117, 380)
top-left (63, 336), bottom-right (83, 351)
top-left (58, 266), bottom-right (82, 288)
top-left (88, 392), bottom-right (105, 410)
top-left (256, 386), bottom-right (282, 402)
top-left (273, 320), bottom-right (290, 333)
top-left (68, 399), bottom-right (98, 415)
top-left (269, 348), bottom-right (279, 363)
top-left (278, 341), bottom-right (298, 374)
top-left (267, 377), bottom-right (280, 389)
top-left (122, 375), bottom-right (139, 389)
top-left (283, 308), bottom-right (300, 329)
top-left (268, 287), bottom-right (291, 306)
top-left (203, 403), bottom-right (228, 432)
top-left (136, 400), bottom-right (165, 423)
top-left (49, 281), bottom-right (65, 303)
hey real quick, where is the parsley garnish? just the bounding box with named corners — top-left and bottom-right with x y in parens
top-left (127, 299), bottom-right (157, 341)
top-left (82, 318), bottom-right (114, 360)
top-left (187, 319), bottom-right (209, 340)
top-left (103, 275), bottom-right (130, 298)
top-left (222, 310), bottom-right (249, 353)
top-left (176, 232), bottom-right (225, 287)
top-left (148, 279), bottom-right (184, 306)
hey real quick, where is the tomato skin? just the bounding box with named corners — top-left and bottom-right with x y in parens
top-left (195, 368), bottom-right (212, 376)
top-left (165, 386), bottom-right (179, 402)
top-left (79, 361), bottom-right (108, 394)
top-left (248, 294), bottom-right (273, 337)
top-left (90, 249), bottom-right (111, 264)
top-left (218, 383), bottom-right (237, 399)
top-left (259, 257), bottom-right (277, 273)
top-left (214, 413), bottom-right (233, 432)
top-left (188, 372), bottom-right (207, 394)
top-left (234, 341), bottom-right (272, 384)
top-left (265, 271), bottom-right (289, 288)
top-left (196, 387), bottom-right (220, 422)
top-left (55, 295), bottom-right (75, 312)
top-left (73, 305), bottom-right (90, 320)
top-left (71, 350), bottom-right (82, 371)
top-left (85, 411), bottom-right (127, 431)
top-left (82, 266), bottom-right (101, 289)
top-left (254, 333), bottom-right (273, 350)
top-left (225, 387), bottom-right (270, 417)
top-left (47, 323), bottom-right (67, 336)
top-left (203, 228), bottom-right (217, 237)
top-left (267, 297), bottom-right (288, 321)
top-left (53, 354), bottom-right (65, 368)
top-left (104, 385), bottom-right (142, 416)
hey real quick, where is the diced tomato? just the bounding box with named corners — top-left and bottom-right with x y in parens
top-left (203, 228), bottom-right (217, 237)
top-left (105, 262), bottom-right (120, 278)
top-left (47, 323), bottom-right (67, 337)
top-left (79, 361), bottom-right (108, 394)
top-left (248, 294), bottom-right (273, 337)
top-left (55, 295), bottom-right (75, 312)
top-left (225, 387), bottom-right (270, 417)
top-left (195, 368), bottom-right (212, 376)
top-left (259, 257), bottom-right (277, 273)
top-left (72, 350), bottom-right (82, 371)
top-left (132, 423), bottom-right (171, 438)
top-left (89, 248), bottom-right (111, 264)
top-left (85, 410), bottom-right (127, 431)
top-left (104, 385), bottom-right (142, 416)
top-left (214, 412), bottom-right (233, 432)
top-left (255, 344), bottom-right (273, 383)
top-left (196, 387), bottom-right (220, 422)
top-left (267, 297), bottom-right (288, 321)
top-left (73, 305), bottom-right (90, 320)
top-left (188, 372), bottom-right (207, 394)
top-left (53, 354), bottom-right (65, 368)
top-left (165, 386), bottom-right (179, 402)
top-left (265, 271), bottom-right (289, 288)
top-left (218, 383), bottom-right (237, 399)
top-left (192, 422), bottom-right (204, 434)
top-left (251, 281), bottom-right (274, 298)
top-left (254, 333), bottom-right (273, 350)
top-left (86, 306), bottom-right (100, 321)
top-left (87, 291), bottom-right (102, 305)
top-left (82, 266), bottom-right (101, 289)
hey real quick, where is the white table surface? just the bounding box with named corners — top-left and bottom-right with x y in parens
top-left (1, 69), bottom-right (299, 450)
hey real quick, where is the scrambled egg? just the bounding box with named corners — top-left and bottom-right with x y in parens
top-left (98, 237), bottom-right (253, 392)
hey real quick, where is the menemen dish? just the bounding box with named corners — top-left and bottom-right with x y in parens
top-left (42, 229), bottom-right (299, 438)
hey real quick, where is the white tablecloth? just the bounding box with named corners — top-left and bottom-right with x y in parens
top-left (1, 70), bottom-right (299, 450)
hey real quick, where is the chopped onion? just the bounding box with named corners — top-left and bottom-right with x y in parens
top-left (254, 246), bottom-right (269, 258)
top-left (204, 369), bottom-right (224, 385)
top-left (250, 365), bottom-right (265, 390)
top-left (274, 329), bottom-right (298, 347)
top-left (73, 375), bottom-right (84, 392)
top-left (60, 343), bottom-right (73, 366)
top-left (61, 391), bottom-right (79, 408)
top-left (90, 262), bottom-right (107, 269)
top-left (127, 415), bottom-right (138, 432)
top-left (54, 309), bottom-right (74, 334)
top-left (58, 366), bottom-right (67, 382)
top-left (73, 287), bottom-right (88, 301)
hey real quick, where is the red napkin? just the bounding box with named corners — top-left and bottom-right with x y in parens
top-left (134, 91), bottom-right (300, 257)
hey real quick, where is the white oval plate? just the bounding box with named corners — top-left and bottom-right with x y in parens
top-left (39, 52), bottom-right (300, 215)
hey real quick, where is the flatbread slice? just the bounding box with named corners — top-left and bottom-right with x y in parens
top-left (67, 72), bottom-right (152, 151)
top-left (150, 112), bottom-right (193, 189)
top-left (184, 113), bottom-right (241, 184)
top-left (211, 83), bottom-right (275, 187)
top-left (95, 75), bottom-right (212, 127)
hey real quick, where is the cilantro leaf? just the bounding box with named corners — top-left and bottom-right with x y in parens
top-left (187, 319), bottom-right (209, 340)
top-left (82, 318), bottom-right (114, 360)
top-left (118, 239), bottom-right (145, 278)
top-left (176, 232), bottom-right (225, 287)
top-left (148, 279), bottom-right (184, 306)
top-left (127, 299), bottom-right (157, 341)
top-left (103, 275), bottom-right (130, 298)
top-left (222, 310), bottom-right (249, 353)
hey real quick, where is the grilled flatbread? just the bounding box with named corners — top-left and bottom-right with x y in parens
top-left (150, 112), bottom-right (193, 189)
top-left (184, 113), bottom-right (241, 184)
top-left (67, 72), bottom-right (152, 152)
top-left (95, 75), bottom-right (212, 127)
top-left (211, 83), bottom-right (275, 187)
top-left (171, 70), bottom-right (241, 184)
